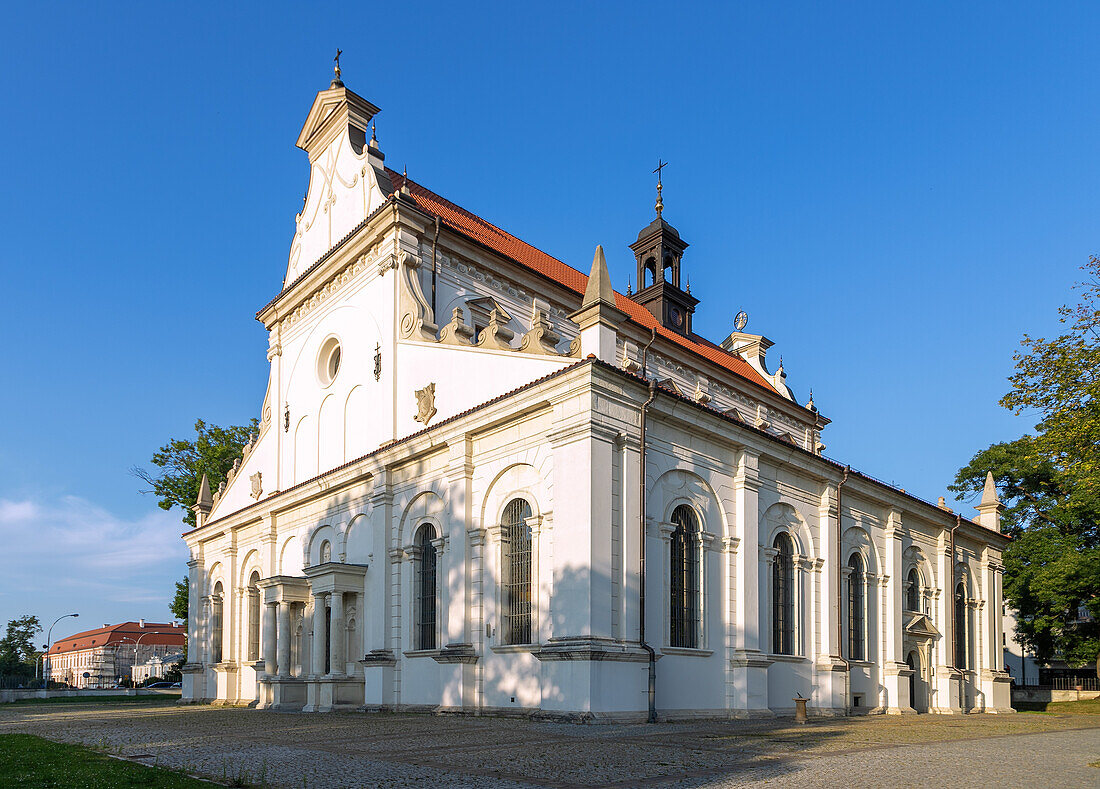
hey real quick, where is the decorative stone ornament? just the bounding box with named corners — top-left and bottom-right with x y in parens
top-left (250, 472), bottom-right (263, 500)
top-left (414, 383), bottom-right (437, 425)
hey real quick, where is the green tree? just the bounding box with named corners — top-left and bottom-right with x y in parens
top-left (133, 418), bottom-right (259, 528)
top-left (171, 576), bottom-right (189, 622)
top-left (952, 257), bottom-right (1100, 667)
top-left (0, 615), bottom-right (43, 677)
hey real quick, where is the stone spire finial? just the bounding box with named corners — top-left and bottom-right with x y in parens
top-left (192, 473), bottom-right (213, 527)
top-left (195, 474), bottom-right (212, 510)
top-left (581, 245), bottom-right (616, 308)
top-left (976, 471), bottom-right (1004, 532)
top-left (981, 471), bottom-right (999, 506)
top-left (569, 244), bottom-right (627, 363)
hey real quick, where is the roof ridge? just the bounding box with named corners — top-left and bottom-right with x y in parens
top-left (386, 170), bottom-right (781, 396)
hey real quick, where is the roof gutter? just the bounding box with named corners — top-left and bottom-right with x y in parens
top-left (836, 465), bottom-right (851, 714)
top-left (638, 327), bottom-right (658, 723)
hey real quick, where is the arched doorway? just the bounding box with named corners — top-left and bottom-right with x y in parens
top-left (906, 650), bottom-right (928, 713)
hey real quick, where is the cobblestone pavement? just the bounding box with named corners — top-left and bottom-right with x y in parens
top-left (1, 702), bottom-right (1098, 788)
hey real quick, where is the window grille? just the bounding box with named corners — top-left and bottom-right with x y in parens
top-left (905, 567), bottom-right (920, 613)
top-left (501, 499), bottom-right (533, 645)
top-left (247, 571), bottom-right (261, 661)
top-left (772, 533), bottom-right (795, 655)
top-left (211, 582), bottom-right (224, 664)
top-left (954, 583), bottom-right (968, 669)
top-left (669, 505), bottom-right (700, 648)
top-left (416, 524), bottom-right (438, 650)
top-left (847, 554), bottom-right (865, 660)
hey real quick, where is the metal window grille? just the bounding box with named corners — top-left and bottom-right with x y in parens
top-left (669, 505), bottom-right (700, 648)
top-left (905, 568), bottom-right (920, 612)
top-left (212, 583), bottom-right (224, 664)
top-left (954, 584), bottom-right (967, 669)
top-left (772, 534), bottom-right (795, 655)
top-left (416, 524), bottom-right (437, 650)
top-left (502, 499), bottom-right (533, 645)
top-left (847, 555), bottom-right (865, 660)
top-left (247, 580), bottom-right (261, 662)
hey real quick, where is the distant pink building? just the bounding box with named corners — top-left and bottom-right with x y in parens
top-left (45, 621), bottom-right (184, 688)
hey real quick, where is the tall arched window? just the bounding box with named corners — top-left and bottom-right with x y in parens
top-left (669, 505), bottom-right (701, 648)
top-left (847, 554), bottom-right (865, 660)
top-left (905, 568), bottom-right (920, 613)
top-left (247, 571), bottom-right (261, 662)
top-left (501, 499), bottom-right (533, 645)
top-left (415, 523), bottom-right (438, 650)
top-left (954, 582), bottom-right (968, 669)
top-left (772, 533), bottom-right (795, 655)
top-left (211, 581), bottom-right (224, 664)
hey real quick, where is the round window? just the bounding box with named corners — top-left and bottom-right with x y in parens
top-left (318, 337), bottom-right (342, 386)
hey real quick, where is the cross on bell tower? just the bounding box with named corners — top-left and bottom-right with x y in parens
top-left (628, 160), bottom-right (698, 334)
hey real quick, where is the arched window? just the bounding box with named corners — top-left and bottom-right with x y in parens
top-left (847, 553), bottom-right (865, 660)
top-left (415, 524), bottom-right (438, 650)
top-left (247, 571), bottom-right (261, 662)
top-left (211, 581), bottom-right (224, 664)
top-left (501, 499), bottom-right (533, 645)
top-left (772, 533), bottom-right (795, 655)
top-left (905, 568), bottom-right (920, 613)
top-left (954, 582), bottom-right (968, 669)
top-left (319, 540), bottom-right (332, 564)
top-left (669, 505), bottom-right (701, 648)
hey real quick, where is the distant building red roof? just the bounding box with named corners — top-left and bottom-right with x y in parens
top-left (387, 170), bottom-right (778, 395)
top-left (48, 622), bottom-right (184, 655)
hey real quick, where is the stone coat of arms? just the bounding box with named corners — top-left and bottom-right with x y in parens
top-left (414, 383), bottom-right (437, 425)
top-left (249, 471), bottom-right (263, 500)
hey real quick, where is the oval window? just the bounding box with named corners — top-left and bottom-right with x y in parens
top-left (318, 337), bottom-right (342, 386)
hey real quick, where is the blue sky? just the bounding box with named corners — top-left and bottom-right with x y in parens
top-left (1, 2), bottom-right (1097, 634)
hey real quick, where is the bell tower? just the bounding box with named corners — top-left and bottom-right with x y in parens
top-left (629, 162), bottom-right (698, 335)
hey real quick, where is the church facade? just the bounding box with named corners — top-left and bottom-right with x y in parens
top-left (181, 72), bottom-right (1013, 719)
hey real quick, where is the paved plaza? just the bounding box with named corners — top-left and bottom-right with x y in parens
top-left (1, 701), bottom-right (1098, 788)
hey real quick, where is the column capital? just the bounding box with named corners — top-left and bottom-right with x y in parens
top-left (722, 536), bottom-right (741, 554)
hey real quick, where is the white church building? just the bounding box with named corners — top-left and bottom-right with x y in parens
top-left (181, 68), bottom-right (1013, 719)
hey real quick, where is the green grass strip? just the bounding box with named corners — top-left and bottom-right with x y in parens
top-left (0, 733), bottom-right (214, 788)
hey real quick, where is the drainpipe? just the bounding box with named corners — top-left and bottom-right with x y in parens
top-left (431, 215), bottom-right (440, 321)
top-left (836, 465), bottom-right (850, 713)
top-left (638, 327), bottom-right (658, 723)
top-left (949, 514), bottom-right (961, 707)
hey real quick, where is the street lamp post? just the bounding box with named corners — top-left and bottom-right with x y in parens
top-left (120, 632), bottom-right (171, 686)
top-left (43, 613), bottom-right (79, 690)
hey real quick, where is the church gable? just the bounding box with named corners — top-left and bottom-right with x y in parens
top-left (286, 84), bottom-right (390, 286)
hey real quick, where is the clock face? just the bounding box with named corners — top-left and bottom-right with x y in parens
top-left (670, 307), bottom-right (683, 327)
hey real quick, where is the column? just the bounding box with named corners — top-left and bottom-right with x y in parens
top-left (815, 480), bottom-right (847, 713)
top-left (262, 601), bottom-right (277, 676)
top-left (330, 592), bottom-right (345, 676)
top-left (729, 449), bottom-right (771, 716)
top-left (311, 594), bottom-right (328, 677)
top-left (275, 602), bottom-right (290, 677)
top-left (432, 537), bottom-right (449, 646)
top-left (187, 559), bottom-right (201, 661)
top-left (201, 597), bottom-right (213, 664)
top-left (883, 511), bottom-right (910, 713)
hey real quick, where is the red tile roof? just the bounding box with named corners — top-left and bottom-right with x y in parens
top-left (48, 622), bottom-right (185, 655)
top-left (388, 171), bottom-right (778, 395)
